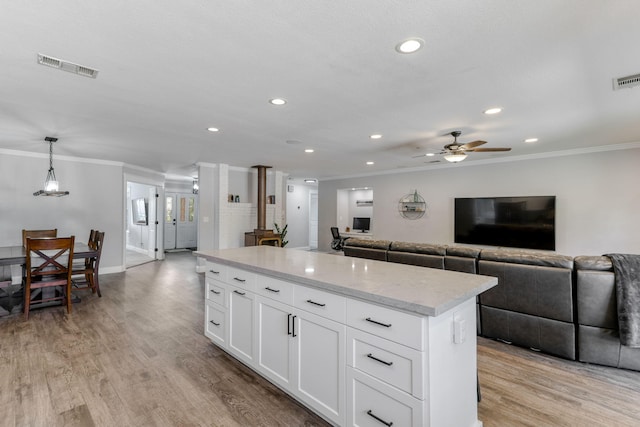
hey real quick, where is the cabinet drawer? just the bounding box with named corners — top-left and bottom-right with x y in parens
top-left (205, 279), bottom-right (226, 306)
top-left (347, 369), bottom-right (423, 427)
top-left (205, 261), bottom-right (227, 282)
top-left (347, 328), bottom-right (424, 399)
top-left (226, 266), bottom-right (256, 291)
top-left (347, 299), bottom-right (425, 351)
top-left (294, 285), bottom-right (346, 323)
top-left (255, 275), bottom-right (294, 305)
top-left (205, 300), bottom-right (227, 348)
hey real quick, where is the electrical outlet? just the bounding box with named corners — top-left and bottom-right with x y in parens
top-left (453, 315), bottom-right (466, 344)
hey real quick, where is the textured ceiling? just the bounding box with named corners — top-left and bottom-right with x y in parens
top-left (1, 1), bottom-right (639, 182)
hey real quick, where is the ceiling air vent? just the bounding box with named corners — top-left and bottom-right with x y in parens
top-left (37, 53), bottom-right (99, 79)
top-left (613, 73), bottom-right (640, 90)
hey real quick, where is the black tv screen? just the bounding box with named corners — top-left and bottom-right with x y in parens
top-left (352, 217), bottom-right (371, 233)
top-left (454, 196), bottom-right (555, 250)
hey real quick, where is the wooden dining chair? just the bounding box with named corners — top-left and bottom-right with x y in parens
top-left (72, 231), bottom-right (104, 297)
top-left (22, 229), bottom-right (57, 247)
top-left (24, 236), bottom-right (75, 319)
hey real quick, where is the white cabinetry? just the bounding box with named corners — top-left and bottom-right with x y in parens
top-left (228, 284), bottom-right (255, 364)
top-left (204, 262), bottom-right (228, 348)
top-left (293, 304), bottom-right (346, 426)
top-left (202, 257), bottom-right (481, 427)
top-left (256, 296), bottom-right (295, 390)
top-left (257, 276), bottom-right (346, 426)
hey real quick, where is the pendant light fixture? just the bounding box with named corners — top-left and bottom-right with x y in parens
top-left (33, 136), bottom-right (69, 196)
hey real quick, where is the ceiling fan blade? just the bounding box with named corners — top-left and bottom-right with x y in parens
top-left (460, 140), bottom-right (486, 150)
top-left (470, 147), bottom-right (512, 152)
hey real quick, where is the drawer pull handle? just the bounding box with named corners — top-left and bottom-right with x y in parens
top-left (233, 277), bottom-right (246, 283)
top-left (292, 315), bottom-right (297, 337)
top-left (365, 317), bottom-right (392, 328)
top-left (265, 287), bottom-right (280, 293)
top-left (366, 353), bottom-right (393, 366)
top-left (209, 270), bottom-right (220, 274)
top-left (367, 410), bottom-right (393, 426)
top-left (306, 299), bottom-right (326, 307)
top-left (210, 289), bottom-right (221, 295)
top-left (287, 313), bottom-right (292, 335)
top-left (233, 290), bottom-right (246, 296)
top-left (209, 320), bottom-right (220, 326)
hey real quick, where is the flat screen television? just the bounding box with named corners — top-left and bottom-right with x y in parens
top-left (352, 217), bottom-right (371, 233)
top-left (454, 196), bottom-right (555, 250)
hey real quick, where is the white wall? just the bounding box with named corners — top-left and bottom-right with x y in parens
top-left (0, 150), bottom-right (124, 271)
top-left (318, 147), bottom-right (640, 257)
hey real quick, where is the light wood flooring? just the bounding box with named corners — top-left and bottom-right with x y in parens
top-left (0, 252), bottom-right (639, 426)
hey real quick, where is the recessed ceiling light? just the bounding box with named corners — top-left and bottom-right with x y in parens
top-left (370, 134), bottom-right (382, 140)
top-left (426, 153), bottom-right (435, 157)
top-left (304, 179), bottom-right (317, 183)
top-left (207, 127), bottom-right (219, 132)
top-left (395, 38), bottom-right (424, 54)
top-left (483, 107), bottom-right (502, 115)
top-left (366, 161), bottom-right (375, 165)
top-left (524, 138), bottom-right (539, 143)
top-left (305, 149), bottom-right (314, 153)
top-left (269, 98), bottom-right (287, 105)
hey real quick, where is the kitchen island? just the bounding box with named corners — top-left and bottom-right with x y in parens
top-left (195, 246), bottom-right (497, 427)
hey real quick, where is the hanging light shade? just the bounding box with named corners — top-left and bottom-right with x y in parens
top-left (33, 136), bottom-right (69, 196)
top-left (443, 152), bottom-right (468, 163)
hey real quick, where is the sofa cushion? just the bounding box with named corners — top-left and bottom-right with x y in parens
top-left (479, 260), bottom-right (573, 322)
top-left (446, 246), bottom-right (481, 259)
top-left (481, 306), bottom-right (575, 360)
top-left (387, 251), bottom-right (444, 269)
top-left (578, 325), bottom-right (640, 371)
top-left (389, 241), bottom-right (446, 255)
top-left (480, 249), bottom-right (574, 270)
top-left (574, 255), bottom-right (613, 271)
top-left (344, 238), bottom-right (391, 250)
top-left (445, 246), bottom-right (480, 274)
top-left (576, 269), bottom-right (617, 329)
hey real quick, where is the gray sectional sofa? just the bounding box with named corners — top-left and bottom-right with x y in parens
top-left (343, 238), bottom-right (640, 371)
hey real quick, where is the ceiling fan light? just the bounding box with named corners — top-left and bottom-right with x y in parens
top-left (443, 153), bottom-right (467, 163)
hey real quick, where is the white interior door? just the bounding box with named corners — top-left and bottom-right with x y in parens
top-left (309, 191), bottom-right (318, 249)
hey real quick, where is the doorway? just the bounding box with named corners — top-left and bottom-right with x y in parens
top-left (126, 182), bottom-right (158, 268)
top-left (164, 192), bottom-right (198, 250)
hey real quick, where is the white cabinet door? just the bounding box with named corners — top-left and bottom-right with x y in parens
top-left (228, 285), bottom-right (255, 364)
top-left (255, 296), bottom-right (295, 390)
top-left (293, 309), bottom-right (346, 426)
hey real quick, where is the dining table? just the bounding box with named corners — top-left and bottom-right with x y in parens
top-left (0, 242), bottom-right (99, 316)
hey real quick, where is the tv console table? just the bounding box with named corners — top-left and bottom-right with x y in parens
top-left (342, 231), bottom-right (374, 239)
top-left (195, 246), bottom-right (496, 427)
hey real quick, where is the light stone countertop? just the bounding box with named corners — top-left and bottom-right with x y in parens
top-left (195, 246), bottom-right (497, 317)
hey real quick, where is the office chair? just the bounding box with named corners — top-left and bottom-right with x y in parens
top-left (330, 227), bottom-right (349, 251)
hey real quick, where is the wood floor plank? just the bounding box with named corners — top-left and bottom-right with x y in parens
top-left (1, 251), bottom-right (640, 426)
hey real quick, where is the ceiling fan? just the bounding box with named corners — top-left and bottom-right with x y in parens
top-left (414, 131), bottom-right (511, 163)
